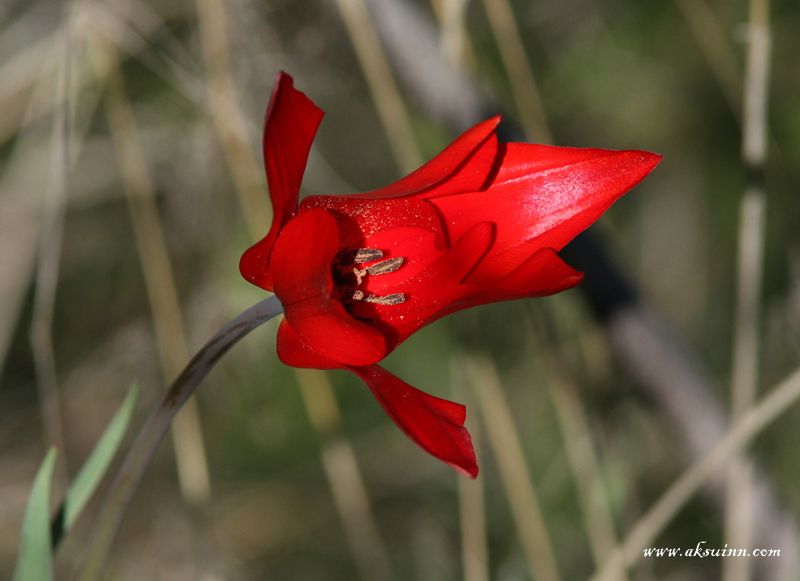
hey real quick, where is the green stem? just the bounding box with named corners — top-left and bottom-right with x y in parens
top-left (75, 295), bottom-right (283, 580)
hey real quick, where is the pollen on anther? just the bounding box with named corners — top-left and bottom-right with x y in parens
top-left (364, 293), bottom-right (406, 306)
top-left (366, 257), bottom-right (404, 276)
top-left (353, 248), bottom-right (383, 263)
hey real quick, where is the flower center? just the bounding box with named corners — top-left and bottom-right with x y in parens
top-left (336, 248), bottom-right (406, 305)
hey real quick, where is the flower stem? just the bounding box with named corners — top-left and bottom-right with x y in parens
top-left (74, 295), bottom-right (284, 581)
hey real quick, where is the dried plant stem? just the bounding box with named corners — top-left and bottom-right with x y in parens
top-left (30, 26), bottom-right (70, 478)
top-left (93, 40), bottom-right (211, 504)
top-left (591, 364), bottom-right (800, 581)
top-left (429, 0), bottom-right (477, 72)
top-left (466, 355), bottom-right (561, 581)
top-left (334, 0), bottom-right (423, 173)
top-left (673, 0), bottom-right (742, 114)
top-left (295, 370), bottom-right (393, 581)
top-left (547, 377), bottom-right (625, 575)
top-left (525, 306), bottom-right (625, 575)
top-left (724, 2), bottom-right (771, 581)
top-left (479, 0), bottom-right (552, 143)
top-left (194, 0), bottom-right (268, 237)
top-left (1, 7), bottom-right (106, 382)
top-left (77, 295), bottom-right (284, 581)
top-left (450, 358), bottom-right (489, 581)
top-left (457, 456), bottom-right (489, 581)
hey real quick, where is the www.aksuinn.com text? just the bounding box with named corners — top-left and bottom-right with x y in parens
top-left (643, 541), bottom-right (780, 558)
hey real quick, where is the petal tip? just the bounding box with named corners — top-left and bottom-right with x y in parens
top-left (451, 452), bottom-right (480, 479)
top-left (632, 150), bottom-right (663, 173)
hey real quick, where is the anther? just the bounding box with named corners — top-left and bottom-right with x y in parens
top-left (366, 257), bottom-right (404, 276)
top-left (364, 293), bottom-right (406, 306)
top-left (353, 248), bottom-right (384, 263)
top-left (351, 289), bottom-right (365, 301)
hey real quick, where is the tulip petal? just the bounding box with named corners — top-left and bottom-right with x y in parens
top-left (240, 71), bottom-right (324, 290)
top-left (300, 195), bottom-right (444, 243)
top-left (430, 146), bottom-right (662, 275)
top-left (350, 365), bottom-right (478, 478)
top-left (353, 116), bottom-right (501, 199)
top-left (271, 209), bottom-right (388, 366)
top-left (472, 247), bottom-right (584, 299)
top-left (276, 319), bottom-right (345, 369)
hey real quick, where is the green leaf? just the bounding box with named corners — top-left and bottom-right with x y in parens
top-left (62, 384), bottom-right (140, 532)
top-left (13, 447), bottom-right (57, 581)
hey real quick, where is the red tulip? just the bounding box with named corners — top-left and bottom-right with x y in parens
top-left (240, 72), bottom-right (661, 477)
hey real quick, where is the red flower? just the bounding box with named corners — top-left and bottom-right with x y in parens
top-left (240, 72), bottom-right (661, 477)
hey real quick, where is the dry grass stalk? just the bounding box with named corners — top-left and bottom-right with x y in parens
top-left (92, 38), bottom-right (211, 504)
top-left (724, 1), bottom-right (771, 580)
top-left (592, 363), bottom-right (800, 581)
top-left (478, 0), bottom-right (551, 142)
top-left (334, 0), bottom-right (423, 173)
top-left (467, 355), bottom-right (561, 581)
top-left (295, 369), bottom-right (393, 581)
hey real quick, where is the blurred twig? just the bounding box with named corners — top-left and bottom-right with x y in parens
top-left (466, 355), bottom-right (561, 581)
top-left (0, 36), bottom-right (55, 145)
top-left (450, 358), bottom-right (489, 581)
top-left (674, 0), bottom-right (742, 115)
top-left (429, 0), bottom-right (477, 73)
top-left (295, 370), bottom-right (393, 581)
top-left (725, 1), bottom-right (771, 580)
top-left (90, 37), bottom-right (212, 504)
top-left (523, 307), bottom-right (625, 573)
top-left (194, 0), bottom-right (268, 237)
top-left (76, 295), bottom-right (283, 581)
top-left (478, 0), bottom-right (552, 143)
top-left (334, 0), bottom-right (422, 173)
top-left (0, 48), bottom-right (59, 383)
top-left (591, 363), bottom-right (800, 581)
top-left (30, 24), bottom-right (71, 478)
top-left (539, 349), bottom-right (625, 576)
top-left (0, 0), bottom-right (185, 381)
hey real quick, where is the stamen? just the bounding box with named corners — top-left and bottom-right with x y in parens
top-left (353, 248), bottom-right (384, 263)
top-left (339, 248), bottom-right (406, 308)
top-left (364, 293), bottom-right (406, 306)
top-left (366, 257), bottom-right (404, 276)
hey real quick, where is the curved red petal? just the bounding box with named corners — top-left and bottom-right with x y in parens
top-left (470, 247), bottom-right (584, 300)
top-left (276, 319), bottom-right (344, 369)
top-left (240, 71), bottom-right (324, 290)
top-left (271, 209), bottom-right (388, 366)
top-left (299, 117), bottom-right (503, 244)
top-left (300, 195), bottom-right (444, 245)
top-left (430, 146), bottom-right (662, 274)
top-left (352, 116), bottom-right (501, 199)
top-left (350, 365), bottom-right (478, 478)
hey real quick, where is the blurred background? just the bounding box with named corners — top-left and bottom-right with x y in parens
top-left (1, 0), bottom-right (799, 579)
